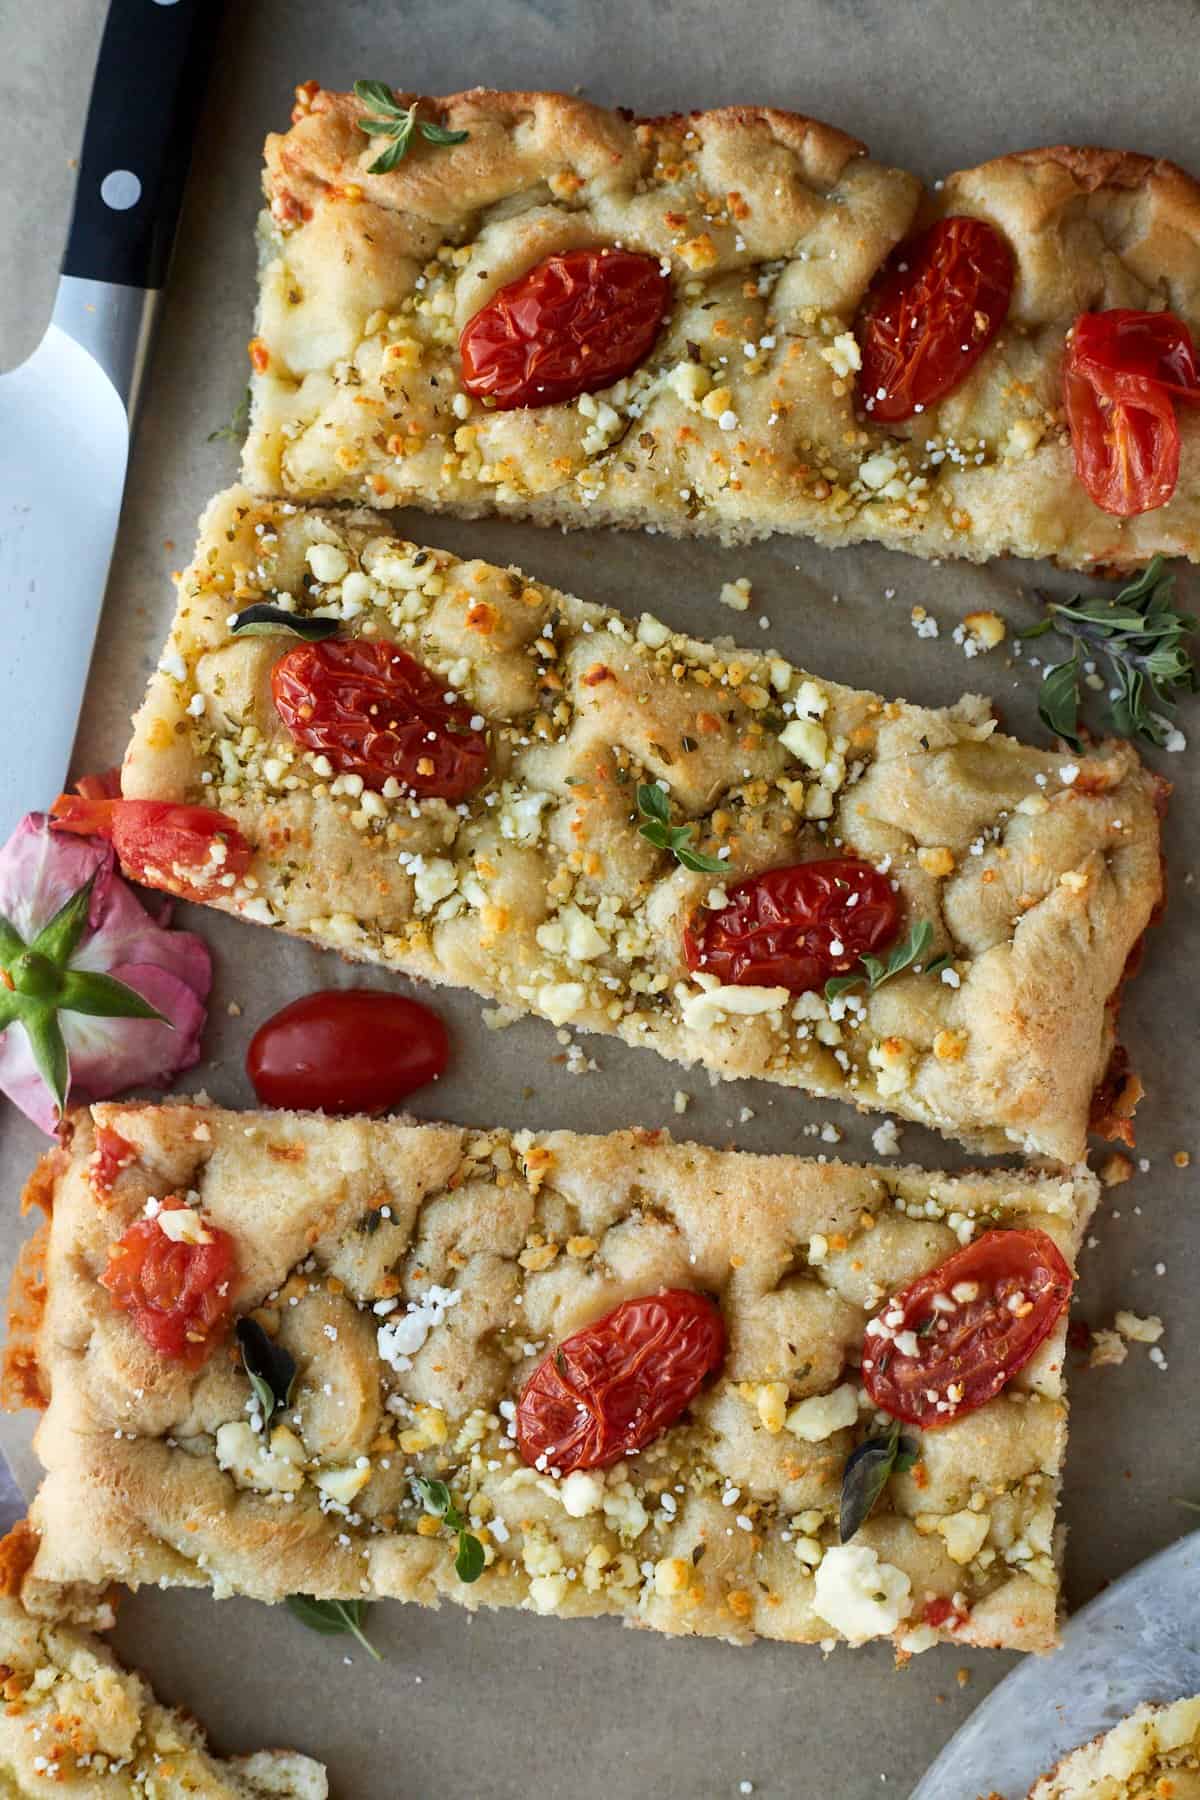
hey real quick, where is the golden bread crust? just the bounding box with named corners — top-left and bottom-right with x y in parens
top-left (13, 1103), bottom-right (1097, 1654)
top-left (245, 88), bottom-right (1200, 570)
top-left (1028, 1694), bottom-right (1200, 1797)
top-left (121, 487), bottom-right (1165, 1161)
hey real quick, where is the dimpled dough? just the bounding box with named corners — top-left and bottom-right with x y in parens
top-left (11, 1103), bottom-right (1096, 1654)
top-left (1027, 1695), bottom-right (1200, 1798)
top-left (122, 487), bottom-right (1164, 1161)
top-left (245, 88), bottom-right (1200, 571)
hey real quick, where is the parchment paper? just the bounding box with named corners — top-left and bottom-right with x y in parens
top-left (1, 3), bottom-right (1198, 1794)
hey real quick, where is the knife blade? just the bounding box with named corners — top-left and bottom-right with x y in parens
top-left (0, 0), bottom-right (221, 840)
top-left (911, 1531), bottom-right (1200, 1799)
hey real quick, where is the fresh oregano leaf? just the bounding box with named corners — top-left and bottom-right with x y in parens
top-left (285, 1594), bottom-right (381, 1660)
top-left (353, 80), bottom-right (469, 173)
top-left (419, 120), bottom-right (470, 146)
top-left (413, 1474), bottom-right (485, 1583)
top-left (1021, 557), bottom-right (1195, 749)
top-left (207, 386), bottom-right (251, 444)
top-left (236, 1317), bottom-right (296, 1430)
top-left (839, 1419), bottom-right (919, 1543)
top-left (636, 783), bottom-right (726, 874)
top-left (824, 919), bottom-right (937, 1003)
top-left (230, 604), bottom-right (341, 642)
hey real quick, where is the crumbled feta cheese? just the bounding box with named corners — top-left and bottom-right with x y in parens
top-left (785, 1383), bottom-right (858, 1442)
top-left (812, 1544), bottom-right (912, 1644)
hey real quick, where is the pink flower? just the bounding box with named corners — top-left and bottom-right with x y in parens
top-left (0, 814), bottom-right (211, 1134)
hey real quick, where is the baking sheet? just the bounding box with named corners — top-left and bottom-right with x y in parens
top-left (2, 1), bottom-right (1198, 1794)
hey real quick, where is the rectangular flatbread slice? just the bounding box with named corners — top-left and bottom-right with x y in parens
top-left (244, 86), bottom-right (1200, 571)
top-left (1027, 1695), bottom-right (1200, 1798)
top-left (8, 1103), bottom-right (1096, 1655)
top-left (122, 487), bottom-right (1164, 1161)
top-left (0, 1571), bottom-right (326, 1796)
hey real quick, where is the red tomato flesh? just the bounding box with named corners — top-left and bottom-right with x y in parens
top-left (460, 248), bottom-right (671, 410)
top-left (516, 1289), bottom-right (725, 1473)
top-left (860, 1228), bottom-right (1073, 1429)
top-left (684, 858), bottom-right (901, 993)
top-left (247, 989), bottom-right (449, 1114)
top-left (51, 794), bottom-right (252, 901)
top-left (1064, 308), bottom-right (1200, 516)
top-left (89, 1125), bottom-right (136, 1195)
top-left (101, 1197), bottom-right (237, 1365)
top-left (271, 639), bottom-right (489, 799)
top-left (858, 217), bottom-right (1013, 423)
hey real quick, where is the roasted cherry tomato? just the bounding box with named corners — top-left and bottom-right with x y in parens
top-left (247, 989), bottom-right (449, 1114)
top-left (51, 794), bottom-right (252, 901)
top-left (101, 1197), bottom-right (237, 1364)
top-left (89, 1125), bottom-right (136, 1195)
top-left (271, 639), bottom-right (489, 799)
top-left (858, 217), bottom-right (1013, 423)
top-left (1064, 308), bottom-right (1200, 516)
top-left (459, 248), bottom-right (671, 410)
top-left (860, 1228), bottom-right (1073, 1429)
top-left (684, 858), bottom-right (901, 993)
top-left (516, 1289), bottom-right (725, 1474)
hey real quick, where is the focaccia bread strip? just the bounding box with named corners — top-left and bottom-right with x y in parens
top-left (245, 86), bottom-right (1200, 570)
top-left (1027, 1694), bottom-right (1200, 1798)
top-left (0, 1575), bottom-right (326, 1797)
top-left (7, 1103), bottom-right (1097, 1654)
top-left (122, 488), bottom-right (1164, 1161)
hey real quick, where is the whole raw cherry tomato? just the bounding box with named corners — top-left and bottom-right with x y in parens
top-left (1064, 308), bottom-right (1200, 516)
top-left (459, 248), bottom-right (671, 410)
top-left (271, 640), bottom-right (489, 799)
top-left (51, 794), bottom-right (252, 900)
top-left (858, 217), bottom-right (1013, 423)
top-left (684, 858), bottom-right (901, 993)
top-left (101, 1197), bottom-right (237, 1364)
top-left (247, 989), bottom-right (449, 1114)
top-left (860, 1228), bottom-right (1073, 1429)
top-left (517, 1289), bottom-right (725, 1474)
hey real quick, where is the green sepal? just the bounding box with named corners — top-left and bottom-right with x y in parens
top-left (57, 970), bottom-right (169, 1023)
top-left (29, 872), bottom-right (96, 968)
top-left (21, 1009), bottom-right (69, 1121)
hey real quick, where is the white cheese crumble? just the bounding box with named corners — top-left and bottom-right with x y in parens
top-left (812, 1543), bottom-right (912, 1644)
top-left (377, 1285), bottom-right (462, 1372)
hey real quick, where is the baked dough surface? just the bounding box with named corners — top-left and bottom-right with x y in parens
top-left (11, 1103), bottom-right (1096, 1654)
top-left (122, 487), bottom-right (1164, 1161)
top-left (1027, 1694), bottom-right (1200, 1799)
top-left (244, 87), bottom-right (1200, 571)
top-left (0, 1590), bottom-right (326, 1797)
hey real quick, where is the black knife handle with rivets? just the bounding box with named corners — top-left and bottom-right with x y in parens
top-left (61, 0), bottom-right (221, 291)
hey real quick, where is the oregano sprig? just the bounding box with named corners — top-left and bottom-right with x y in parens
top-left (1021, 556), bottom-right (1196, 750)
top-left (354, 80), bottom-right (469, 174)
top-left (207, 386), bottom-right (250, 444)
top-left (839, 1419), bottom-right (919, 1542)
top-left (231, 604), bottom-right (341, 642)
top-left (236, 1317), bottom-right (296, 1432)
top-left (636, 783), bottom-right (726, 874)
top-left (413, 1476), bottom-right (485, 1582)
top-left (824, 919), bottom-right (948, 1003)
top-left (285, 1594), bottom-right (381, 1661)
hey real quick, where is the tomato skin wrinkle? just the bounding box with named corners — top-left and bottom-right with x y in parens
top-left (683, 858), bottom-right (901, 993)
top-left (860, 1228), bottom-right (1074, 1430)
top-left (1065, 308), bottom-right (1200, 516)
top-left (101, 1197), bottom-right (237, 1365)
top-left (460, 248), bottom-right (671, 410)
top-left (247, 989), bottom-right (448, 1115)
top-left (271, 639), bottom-right (489, 800)
top-left (857, 217), bottom-right (1013, 423)
top-left (516, 1289), bottom-right (725, 1474)
top-left (51, 794), bottom-right (252, 900)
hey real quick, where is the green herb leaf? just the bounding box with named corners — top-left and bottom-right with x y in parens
top-left (823, 919), bottom-right (937, 1003)
top-left (56, 971), bottom-right (168, 1022)
top-left (353, 80), bottom-right (469, 173)
top-left (419, 121), bottom-right (470, 146)
top-left (1021, 557), bottom-right (1196, 748)
top-left (207, 386), bottom-right (251, 444)
top-left (230, 604), bottom-right (341, 642)
top-left (636, 783), bottom-right (727, 874)
top-left (236, 1317), bottom-right (296, 1430)
top-left (412, 1475), bottom-right (485, 1583)
top-left (839, 1419), bottom-right (919, 1543)
top-left (285, 1594), bottom-right (381, 1661)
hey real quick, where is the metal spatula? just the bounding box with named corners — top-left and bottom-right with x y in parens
top-left (912, 1532), bottom-right (1200, 1799)
top-left (0, 0), bottom-right (220, 840)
